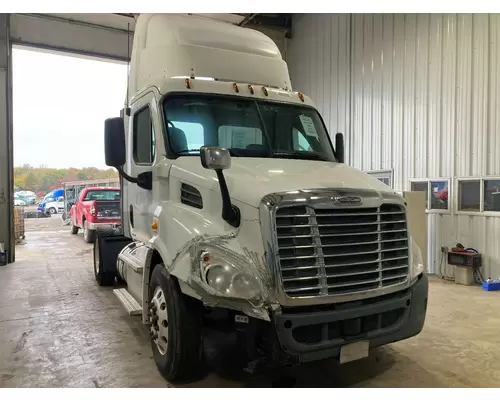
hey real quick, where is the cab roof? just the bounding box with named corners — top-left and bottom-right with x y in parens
top-left (128, 14), bottom-right (292, 103)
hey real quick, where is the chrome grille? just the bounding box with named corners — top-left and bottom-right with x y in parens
top-left (274, 203), bottom-right (409, 297)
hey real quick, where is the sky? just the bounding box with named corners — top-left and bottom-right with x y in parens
top-left (12, 47), bottom-right (128, 169)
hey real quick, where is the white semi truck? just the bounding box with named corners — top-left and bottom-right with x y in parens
top-left (94, 13), bottom-right (428, 382)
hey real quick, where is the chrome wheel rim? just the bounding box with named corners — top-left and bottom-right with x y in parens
top-left (149, 286), bottom-right (169, 355)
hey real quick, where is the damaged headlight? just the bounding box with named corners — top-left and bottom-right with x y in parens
top-left (199, 246), bottom-right (262, 301)
top-left (410, 237), bottom-right (425, 282)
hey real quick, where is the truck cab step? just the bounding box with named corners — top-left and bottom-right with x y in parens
top-left (113, 288), bottom-right (142, 316)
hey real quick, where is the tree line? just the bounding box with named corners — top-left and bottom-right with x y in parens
top-left (14, 164), bottom-right (118, 194)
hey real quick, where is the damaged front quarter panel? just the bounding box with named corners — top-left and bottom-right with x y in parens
top-left (167, 232), bottom-right (278, 322)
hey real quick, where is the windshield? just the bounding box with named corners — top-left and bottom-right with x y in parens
top-left (162, 94), bottom-right (337, 162)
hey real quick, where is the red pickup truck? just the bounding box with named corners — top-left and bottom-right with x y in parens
top-left (69, 187), bottom-right (121, 243)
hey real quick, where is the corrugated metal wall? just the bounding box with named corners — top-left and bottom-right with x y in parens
top-left (288, 13), bottom-right (500, 278)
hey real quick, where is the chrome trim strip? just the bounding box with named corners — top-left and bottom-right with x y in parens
top-left (259, 188), bottom-right (411, 307)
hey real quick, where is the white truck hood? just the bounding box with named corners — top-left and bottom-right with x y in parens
top-left (171, 158), bottom-right (395, 208)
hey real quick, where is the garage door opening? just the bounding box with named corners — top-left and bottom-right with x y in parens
top-left (12, 46), bottom-right (127, 253)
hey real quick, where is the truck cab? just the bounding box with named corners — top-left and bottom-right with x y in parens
top-left (94, 13), bottom-right (428, 383)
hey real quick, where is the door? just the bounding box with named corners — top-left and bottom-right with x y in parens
top-left (125, 92), bottom-right (156, 243)
top-left (75, 192), bottom-right (83, 226)
top-left (56, 196), bottom-right (64, 212)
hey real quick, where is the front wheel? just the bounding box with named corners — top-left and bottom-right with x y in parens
top-left (149, 264), bottom-right (205, 383)
top-left (48, 207), bottom-right (56, 215)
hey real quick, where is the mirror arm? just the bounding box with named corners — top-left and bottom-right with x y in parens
top-left (215, 170), bottom-right (240, 228)
top-left (117, 166), bottom-right (138, 184)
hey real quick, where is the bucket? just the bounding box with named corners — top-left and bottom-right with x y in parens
top-left (0, 251), bottom-right (8, 266)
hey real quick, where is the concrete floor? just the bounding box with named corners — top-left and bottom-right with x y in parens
top-left (1, 213), bottom-right (500, 388)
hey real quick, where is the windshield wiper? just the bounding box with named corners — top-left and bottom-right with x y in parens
top-left (273, 151), bottom-right (329, 162)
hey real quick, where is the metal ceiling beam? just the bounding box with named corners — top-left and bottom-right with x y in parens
top-left (250, 14), bottom-right (292, 30)
top-left (238, 14), bottom-right (258, 27)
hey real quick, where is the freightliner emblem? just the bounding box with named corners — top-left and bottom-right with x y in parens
top-left (333, 196), bottom-right (362, 205)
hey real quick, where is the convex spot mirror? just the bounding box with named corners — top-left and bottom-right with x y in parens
top-left (200, 146), bottom-right (231, 170)
top-left (104, 117), bottom-right (126, 167)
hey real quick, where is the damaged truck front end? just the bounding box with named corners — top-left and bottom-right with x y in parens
top-left (157, 181), bottom-right (428, 372)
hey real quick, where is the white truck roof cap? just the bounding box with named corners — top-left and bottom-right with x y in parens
top-left (128, 14), bottom-right (292, 102)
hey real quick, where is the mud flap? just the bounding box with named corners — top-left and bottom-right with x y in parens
top-left (95, 228), bottom-right (132, 278)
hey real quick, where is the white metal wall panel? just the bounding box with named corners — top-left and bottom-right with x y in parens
top-left (288, 13), bottom-right (500, 278)
top-left (287, 14), bottom-right (351, 161)
top-left (490, 16), bottom-right (500, 176)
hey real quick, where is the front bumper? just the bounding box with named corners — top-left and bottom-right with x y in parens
top-left (273, 273), bottom-right (428, 363)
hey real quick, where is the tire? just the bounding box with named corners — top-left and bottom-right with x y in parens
top-left (48, 207), bottom-right (57, 215)
top-left (70, 218), bottom-right (79, 235)
top-left (93, 234), bottom-right (116, 286)
top-left (149, 264), bottom-right (205, 383)
top-left (83, 220), bottom-right (96, 243)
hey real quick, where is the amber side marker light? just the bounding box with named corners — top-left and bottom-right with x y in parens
top-left (185, 79), bottom-right (191, 89)
top-left (298, 92), bottom-right (305, 102)
top-left (233, 83), bottom-right (239, 93)
top-left (248, 85), bottom-right (254, 95)
top-left (262, 86), bottom-right (268, 96)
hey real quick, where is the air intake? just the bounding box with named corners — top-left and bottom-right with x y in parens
top-left (180, 183), bottom-right (203, 209)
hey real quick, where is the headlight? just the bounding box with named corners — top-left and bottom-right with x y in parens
top-left (410, 237), bottom-right (425, 281)
top-left (199, 246), bottom-right (262, 301)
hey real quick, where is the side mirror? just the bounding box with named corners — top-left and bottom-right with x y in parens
top-left (104, 117), bottom-right (126, 167)
top-left (200, 146), bottom-right (231, 170)
top-left (199, 146), bottom-right (240, 228)
top-left (335, 132), bottom-right (345, 164)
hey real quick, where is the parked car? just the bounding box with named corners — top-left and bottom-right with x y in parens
top-left (17, 190), bottom-right (37, 205)
top-left (44, 196), bottom-right (65, 215)
top-left (69, 187), bottom-right (121, 243)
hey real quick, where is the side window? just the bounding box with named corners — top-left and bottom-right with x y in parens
top-left (218, 126), bottom-right (263, 148)
top-left (133, 106), bottom-right (155, 164)
top-left (292, 115), bottom-right (322, 152)
top-left (293, 128), bottom-right (313, 151)
top-left (171, 121), bottom-right (204, 151)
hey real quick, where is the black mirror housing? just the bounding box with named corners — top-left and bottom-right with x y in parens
top-left (137, 171), bottom-right (153, 191)
top-left (104, 117), bottom-right (126, 167)
top-left (335, 132), bottom-right (345, 164)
